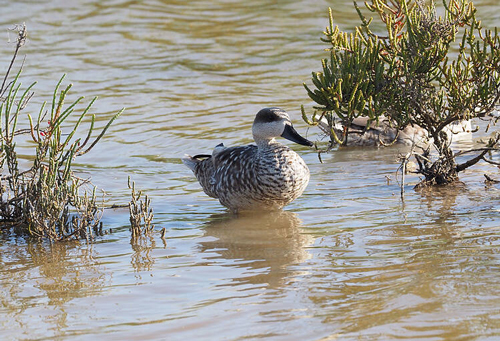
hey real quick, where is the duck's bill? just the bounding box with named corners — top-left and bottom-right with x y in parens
top-left (281, 124), bottom-right (314, 147)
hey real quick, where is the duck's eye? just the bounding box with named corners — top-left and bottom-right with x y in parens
top-left (266, 115), bottom-right (278, 122)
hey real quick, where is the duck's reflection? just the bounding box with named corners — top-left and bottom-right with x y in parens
top-left (198, 210), bottom-right (314, 289)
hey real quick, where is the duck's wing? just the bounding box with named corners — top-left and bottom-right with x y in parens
top-left (210, 145), bottom-right (258, 193)
top-left (350, 116), bottom-right (392, 132)
top-left (183, 144), bottom-right (258, 199)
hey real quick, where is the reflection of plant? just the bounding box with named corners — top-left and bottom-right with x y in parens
top-left (0, 25), bottom-right (123, 240)
top-left (127, 177), bottom-right (163, 270)
top-left (303, 0), bottom-right (500, 187)
top-left (0, 241), bottom-right (107, 332)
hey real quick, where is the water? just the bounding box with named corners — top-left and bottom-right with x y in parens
top-left (1, 0), bottom-right (500, 340)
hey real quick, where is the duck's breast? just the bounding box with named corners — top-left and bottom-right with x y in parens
top-left (256, 145), bottom-right (310, 202)
top-left (210, 144), bottom-right (309, 210)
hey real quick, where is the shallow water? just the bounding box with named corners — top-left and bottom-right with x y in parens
top-left (1, 0), bottom-right (500, 340)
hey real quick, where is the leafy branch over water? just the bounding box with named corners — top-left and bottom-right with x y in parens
top-left (303, 0), bottom-right (500, 188)
top-left (0, 24), bottom-right (123, 240)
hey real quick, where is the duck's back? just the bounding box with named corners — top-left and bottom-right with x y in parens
top-left (211, 143), bottom-right (310, 211)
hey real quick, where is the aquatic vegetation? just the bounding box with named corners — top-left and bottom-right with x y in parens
top-left (128, 176), bottom-right (155, 239)
top-left (0, 24), bottom-right (123, 240)
top-left (303, 0), bottom-right (500, 188)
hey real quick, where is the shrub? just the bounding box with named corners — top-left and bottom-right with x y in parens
top-left (303, 0), bottom-right (500, 187)
top-left (0, 25), bottom-right (123, 240)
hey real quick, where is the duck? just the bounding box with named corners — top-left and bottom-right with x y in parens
top-left (317, 115), bottom-right (472, 146)
top-left (182, 107), bottom-right (313, 213)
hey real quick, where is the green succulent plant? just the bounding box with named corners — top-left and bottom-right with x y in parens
top-left (304, 0), bottom-right (500, 187)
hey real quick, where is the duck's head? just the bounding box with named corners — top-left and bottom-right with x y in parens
top-left (252, 107), bottom-right (313, 147)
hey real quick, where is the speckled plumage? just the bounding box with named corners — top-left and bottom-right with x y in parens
top-left (317, 116), bottom-right (472, 146)
top-left (182, 108), bottom-right (312, 212)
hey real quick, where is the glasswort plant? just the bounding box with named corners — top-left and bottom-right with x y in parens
top-left (0, 24), bottom-right (123, 240)
top-left (303, 0), bottom-right (500, 188)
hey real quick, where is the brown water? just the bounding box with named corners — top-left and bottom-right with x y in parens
top-left (1, 1), bottom-right (500, 340)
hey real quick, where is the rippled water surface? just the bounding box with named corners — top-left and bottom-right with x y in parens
top-left (1, 1), bottom-right (500, 340)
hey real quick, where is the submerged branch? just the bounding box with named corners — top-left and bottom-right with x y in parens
top-left (456, 133), bottom-right (500, 172)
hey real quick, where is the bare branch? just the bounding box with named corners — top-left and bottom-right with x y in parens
top-left (0, 24), bottom-right (27, 97)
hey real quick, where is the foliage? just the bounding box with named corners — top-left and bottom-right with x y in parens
top-left (303, 0), bottom-right (500, 187)
top-left (0, 24), bottom-right (123, 240)
top-left (128, 176), bottom-right (155, 240)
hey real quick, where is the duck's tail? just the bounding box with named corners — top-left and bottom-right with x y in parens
top-left (181, 154), bottom-right (211, 172)
top-left (181, 155), bottom-right (197, 172)
top-left (182, 154), bottom-right (218, 198)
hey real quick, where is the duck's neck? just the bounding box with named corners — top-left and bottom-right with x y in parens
top-left (255, 137), bottom-right (280, 149)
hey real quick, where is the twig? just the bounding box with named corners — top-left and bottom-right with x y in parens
top-left (482, 157), bottom-right (500, 166)
top-left (456, 133), bottom-right (500, 172)
top-left (0, 24), bottom-right (27, 97)
top-left (484, 174), bottom-right (500, 183)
